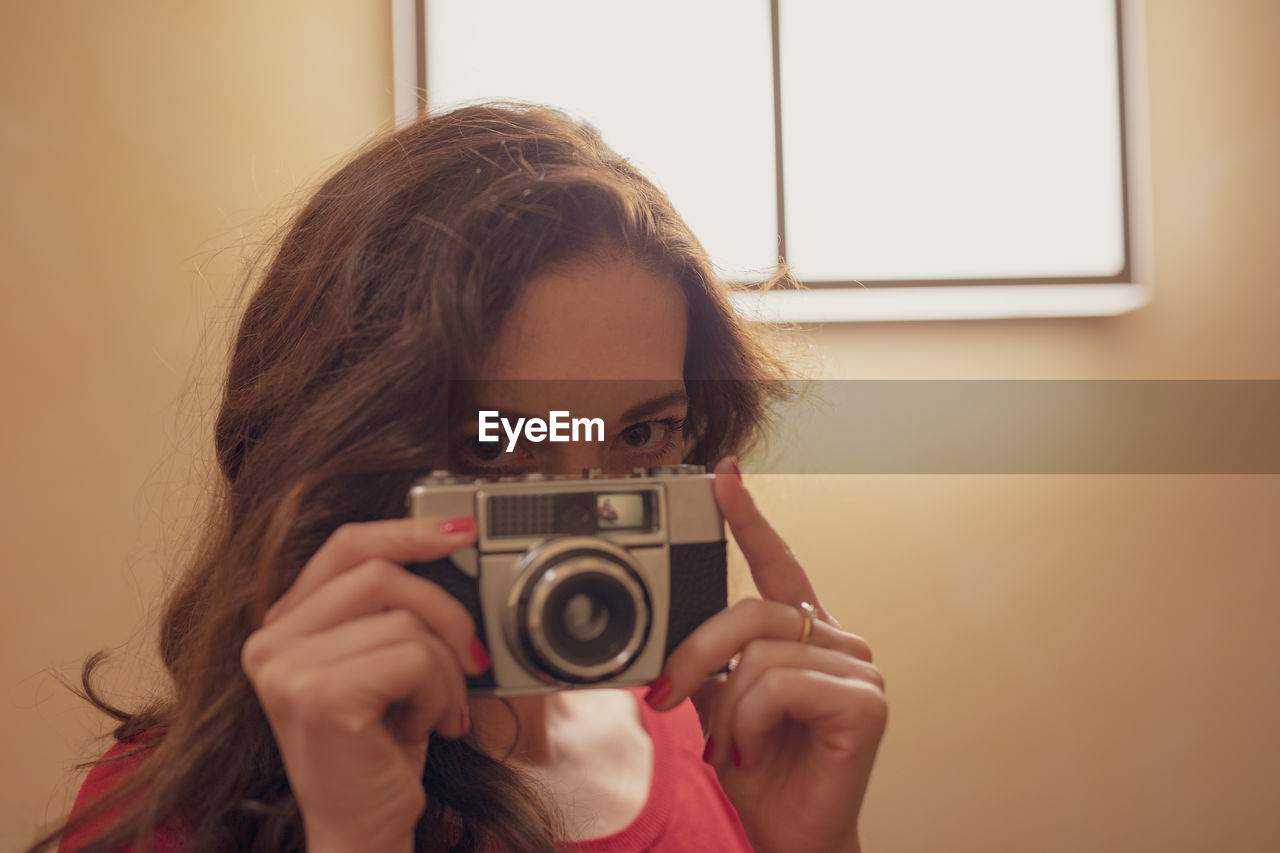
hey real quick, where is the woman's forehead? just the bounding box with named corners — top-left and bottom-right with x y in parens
top-left (478, 254), bottom-right (687, 384)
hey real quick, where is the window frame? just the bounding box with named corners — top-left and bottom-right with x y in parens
top-left (391, 0), bottom-right (1153, 322)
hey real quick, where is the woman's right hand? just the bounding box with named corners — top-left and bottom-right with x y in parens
top-left (240, 516), bottom-right (489, 853)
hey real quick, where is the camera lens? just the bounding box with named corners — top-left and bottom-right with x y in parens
top-left (541, 570), bottom-right (637, 667)
top-left (562, 592), bottom-right (609, 642)
top-left (516, 543), bottom-right (650, 684)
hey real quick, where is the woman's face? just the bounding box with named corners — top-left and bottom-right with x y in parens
top-left (456, 253), bottom-right (689, 475)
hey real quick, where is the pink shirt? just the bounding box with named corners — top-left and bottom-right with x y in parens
top-left (62, 694), bottom-right (752, 852)
top-left (568, 692), bottom-right (752, 852)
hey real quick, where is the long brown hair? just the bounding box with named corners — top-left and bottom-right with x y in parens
top-left (30, 102), bottom-right (791, 853)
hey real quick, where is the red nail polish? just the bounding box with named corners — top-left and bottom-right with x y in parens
top-left (644, 675), bottom-right (673, 708)
top-left (728, 456), bottom-right (742, 480)
top-left (439, 516), bottom-right (475, 535)
top-left (702, 736), bottom-right (716, 764)
top-left (469, 637), bottom-right (491, 671)
top-left (732, 745), bottom-right (742, 768)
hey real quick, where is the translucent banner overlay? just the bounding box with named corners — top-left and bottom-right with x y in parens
top-left (762, 381), bottom-right (1280, 474)
top-left (446, 381), bottom-right (1280, 475)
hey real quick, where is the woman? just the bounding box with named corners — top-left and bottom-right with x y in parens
top-left (36, 103), bottom-right (886, 853)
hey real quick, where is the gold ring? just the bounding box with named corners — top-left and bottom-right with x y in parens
top-left (795, 601), bottom-right (817, 644)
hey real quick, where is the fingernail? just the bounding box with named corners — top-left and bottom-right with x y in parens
top-left (643, 675), bottom-right (673, 708)
top-left (732, 745), bottom-right (742, 768)
top-left (702, 736), bottom-right (716, 764)
top-left (728, 456), bottom-right (742, 480)
top-left (439, 516), bottom-right (475, 535)
top-left (459, 707), bottom-right (470, 735)
top-left (469, 637), bottom-right (491, 671)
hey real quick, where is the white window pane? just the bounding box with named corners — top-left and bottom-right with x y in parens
top-left (780, 0), bottom-right (1126, 282)
top-left (426, 0), bottom-right (778, 279)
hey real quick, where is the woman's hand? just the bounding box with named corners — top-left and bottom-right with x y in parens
top-left (240, 517), bottom-right (489, 853)
top-left (645, 459), bottom-right (887, 853)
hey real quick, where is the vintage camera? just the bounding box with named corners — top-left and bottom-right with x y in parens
top-left (406, 465), bottom-right (725, 696)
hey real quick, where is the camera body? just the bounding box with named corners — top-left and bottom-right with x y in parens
top-left (406, 465), bottom-right (725, 696)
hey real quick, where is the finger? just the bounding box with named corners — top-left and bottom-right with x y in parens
top-left (704, 639), bottom-right (884, 765)
top-left (307, 640), bottom-right (461, 743)
top-left (648, 598), bottom-right (855, 711)
top-left (726, 668), bottom-right (887, 771)
top-left (253, 558), bottom-right (487, 676)
top-left (252, 624), bottom-right (469, 741)
top-left (689, 673), bottom-right (728, 735)
top-left (380, 634), bottom-right (469, 741)
top-left (246, 608), bottom-right (454, 680)
top-left (264, 516), bottom-right (477, 624)
top-left (711, 458), bottom-right (825, 616)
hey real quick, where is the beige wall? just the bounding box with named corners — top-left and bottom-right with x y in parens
top-left (0, 2), bottom-right (394, 848)
top-left (2, 2), bottom-right (1276, 852)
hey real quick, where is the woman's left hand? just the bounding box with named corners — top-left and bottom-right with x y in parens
top-left (645, 458), bottom-right (887, 853)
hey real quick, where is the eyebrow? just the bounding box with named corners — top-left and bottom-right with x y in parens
top-left (618, 390), bottom-right (689, 424)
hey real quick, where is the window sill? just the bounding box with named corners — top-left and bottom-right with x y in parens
top-left (730, 282), bottom-right (1151, 323)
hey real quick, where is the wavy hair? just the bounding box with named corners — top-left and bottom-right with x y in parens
top-left (30, 103), bottom-right (792, 853)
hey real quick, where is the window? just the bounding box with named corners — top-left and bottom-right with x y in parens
top-left (392, 0), bottom-right (1152, 321)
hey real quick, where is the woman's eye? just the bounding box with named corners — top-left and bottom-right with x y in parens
top-left (618, 418), bottom-right (684, 452)
top-left (620, 422), bottom-right (658, 449)
top-left (452, 434), bottom-right (529, 473)
top-left (469, 437), bottom-right (504, 462)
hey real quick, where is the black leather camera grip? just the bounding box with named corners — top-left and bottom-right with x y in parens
top-left (665, 542), bottom-right (728, 659)
top-left (405, 557), bottom-right (496, 690)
